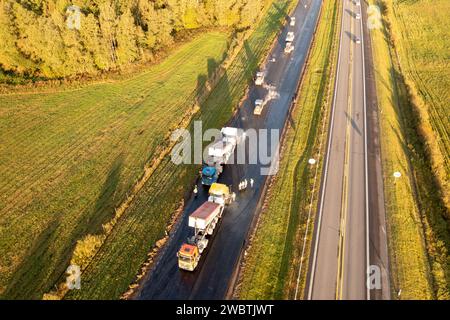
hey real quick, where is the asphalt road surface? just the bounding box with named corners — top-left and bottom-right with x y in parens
top-left (306, 0), bottom-right (390, 300)
top-left (134, 0), bottom-right (322, 300)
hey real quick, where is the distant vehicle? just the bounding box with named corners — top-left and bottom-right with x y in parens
top-left (355, 37), bottom-right (361, 44)
top-left (356, 13), bottom-right (361, 19)
top-left (255, 71), bottom-right (265, 86)
top-left (254, 99), bottom-right (264, 115)
top-left (356, 0), bottom-right (360, 5)
top-left (290, 17), bottom-right (296, 26)
top-left (285, 41), bottom-right (294, 54)
top-left (177, 183), bottom-right (235, 271)
top-left (286, 32), bottom-right (295, 43)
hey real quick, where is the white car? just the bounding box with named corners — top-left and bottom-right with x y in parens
top-left (356, 13), bottom-right (361, 19)
top-left (290, 17), bottom-right (296, 26)
top-left (355, 37), bottom-right (361, 44)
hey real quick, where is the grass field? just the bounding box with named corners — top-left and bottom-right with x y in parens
top-left (237, 0), bottom-right (340, 299)
top-left (63, 0), bottom-right (296, 300)
top-left (388, 0), bottom-right (449, 209)
top-left (369, 0), bottom-right (449, 299)
top-left (0, 32), bottom-right (229, 299)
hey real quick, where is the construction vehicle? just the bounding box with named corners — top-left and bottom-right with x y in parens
top-left (286, 31), bottom-right (295, 43)
top-left (255, 71), bottom-right (265, 86)
top-left (285, 32), bottom-right (295, 54)
top-left (284, 42), bottom-right (294, 54)
top-left (201, 127), bottom-right (242, 186)
top-left (254, 99), bottom-right (264, 115)
top-left (290, 17), bottom-right (296, 26)
top-left (177, 183), bottom-right (235, 271)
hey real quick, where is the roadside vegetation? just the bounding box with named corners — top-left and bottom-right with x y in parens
top-left (0, 0), bottom-right (265, 80)
top-left (369, 0), bottom-right (449, 299)
top-left (61, 0), bottom-right (296, 300)
top-left (237, 0), bottom-right (340, 299)
top-left (0, 32), bottom-right (229, 299)
top-left (387, 0), bottom-right (449, 209)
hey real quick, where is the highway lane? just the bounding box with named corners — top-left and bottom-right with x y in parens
top-left (134, 0), bottom-right (322, 300)
top-left (307, 0), bottom-right (369, 300)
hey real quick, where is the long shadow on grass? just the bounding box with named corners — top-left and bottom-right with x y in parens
top-left (1, 155), bottom-right (124, 299)
top-left (388, 65), bottom-right (450, 298)
top-left (58, 1), bottom-right (296, 299)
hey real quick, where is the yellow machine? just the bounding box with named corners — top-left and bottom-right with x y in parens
top-left (177, 244), bottom-right (200, 271)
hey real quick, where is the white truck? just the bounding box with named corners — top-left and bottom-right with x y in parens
top-left (285, 32), bottom-right (295, 54)
top-left (202, 127), bottom-right (242, 185)
top-left (290, 17), bottom-right (296, 26)
top-left (286, 32), bottom-right (295, 43)
top-left (255, 71), bottom-right (265, 86)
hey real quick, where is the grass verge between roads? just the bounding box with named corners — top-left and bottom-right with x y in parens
top-left (63, 0), bottom-right (297, 300)
top-left (237, 0), bottom-right (340, 299)
top-left (0, 31), bottom-right (229, 299)
top-left (369, 0), bottom-right (449, 299)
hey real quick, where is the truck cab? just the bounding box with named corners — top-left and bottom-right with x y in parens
top-left (201, 166), bottom-right (218, 185)
top-left (290, 17), bottom-right (296, 26)
top-left (177, 243), bottom-right (200, 271)
top-left (255, 72), bottom-right (265, 86)
top-left (285, 41), bottom-right (294, 54)
top-left (286, 32), bottom-right (295, 43)
top-left (208, 183), bottom-right (234, 206)
top-left (254, 99), bottom-right (264, 115)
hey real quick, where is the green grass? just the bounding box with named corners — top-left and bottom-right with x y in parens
top-left (0, 31), bottom-right (229, 299)
top-left (64, 0), bottom-right (296, 300)
top-left (369, 0), bottom-right (449, 299)
top-left (238, 0), bottom-right (340, 299)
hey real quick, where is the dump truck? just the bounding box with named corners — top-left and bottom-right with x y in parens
top-left (286, 31), bottom-right (295, 43)
top-left (201, 127), bottom-right (241, 185)
top-left (284, 42), bottom-right (294, 54)
top-left (255, 71), bottom-right (265, 86)
top-left (290, 17), bottom-right (296, 26)
top-left (254, 99), bottom-right (264, 115)
top-left (177, 183), bottom-right (235, 271)
top-left (285, 32), bottom-right (295, 54)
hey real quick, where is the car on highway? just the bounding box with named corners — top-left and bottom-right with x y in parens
top-left (356, 13), bottom-right (361, 19)
top-left (355, 37), bottom-right (361, 44)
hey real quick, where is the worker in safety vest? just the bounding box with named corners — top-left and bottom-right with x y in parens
top-left (193, 185), bottom-right (198, 198)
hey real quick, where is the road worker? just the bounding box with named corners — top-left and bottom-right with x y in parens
top-left (193, 185), bottom-right (198, 198)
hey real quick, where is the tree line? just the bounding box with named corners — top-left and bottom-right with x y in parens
top-left (0, 0), bottom-right (268, 79)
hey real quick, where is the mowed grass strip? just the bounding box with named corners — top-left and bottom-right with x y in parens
top-left (0, 32), bottom-right (229, 299)
top-left (65, 0), bottom-right (296, 300)
top-left (238, 0), bottom-right (339, 299)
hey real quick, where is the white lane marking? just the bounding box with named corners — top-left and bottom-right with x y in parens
top-left (359, 0), bottom-right (371, 301)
